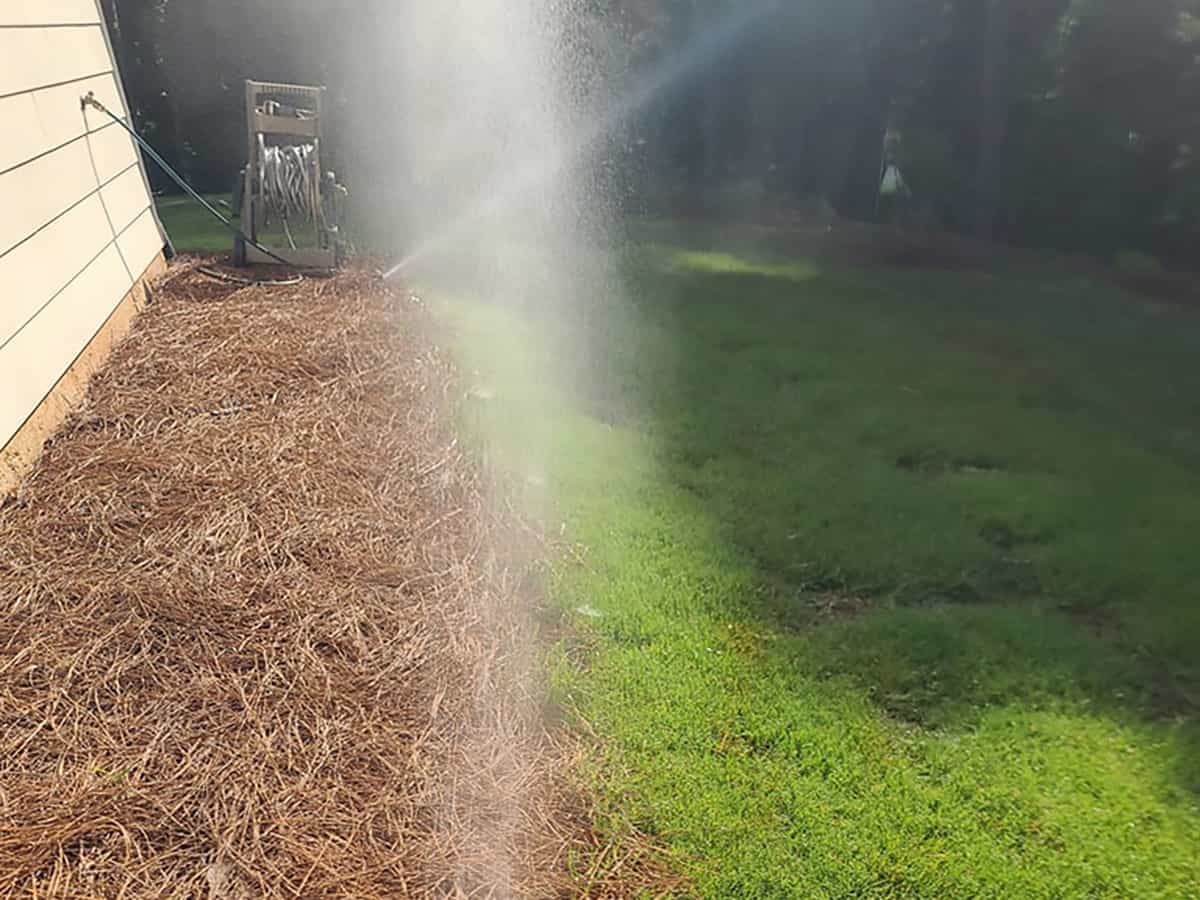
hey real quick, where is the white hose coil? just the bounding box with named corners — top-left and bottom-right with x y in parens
top-left (258, 136), bottom-right (321, 223)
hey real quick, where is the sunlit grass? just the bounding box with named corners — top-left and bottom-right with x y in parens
top-left (665, 248), bottom-right (820, 281)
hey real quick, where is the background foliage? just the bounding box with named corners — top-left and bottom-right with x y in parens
top-left (104, 0), bottom-right (1200, 263)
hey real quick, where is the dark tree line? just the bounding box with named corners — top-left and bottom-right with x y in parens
top-left (104, 0), bottom-right (1200, 264)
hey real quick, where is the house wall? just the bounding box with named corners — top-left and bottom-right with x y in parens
top-left (0, 0), bottom-right (167, 492)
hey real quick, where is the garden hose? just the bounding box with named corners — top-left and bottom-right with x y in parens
top-left (81, 92), bottom-right (324, 271)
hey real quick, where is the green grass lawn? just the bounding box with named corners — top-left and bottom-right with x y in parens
top-left (158, 201), bottom-right (1200, 896)
top-left (155, 194), bottom-right (321, 255)
top-left (155, 195), bottom-right (239, 253)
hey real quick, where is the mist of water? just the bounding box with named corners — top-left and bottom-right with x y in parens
top-left (387, 3), bottom-right (607, 285)
top-left (381, 3), bottom-right (624, 892)
top-left (365, 2), bottom-right (775, 890)
top-left (384, 1), bottom-right (776, 280)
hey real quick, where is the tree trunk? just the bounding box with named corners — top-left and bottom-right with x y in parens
top-left (100, 0), bottom-right (127, 81)
top-left (974, 0), bottom-right (1010, 240)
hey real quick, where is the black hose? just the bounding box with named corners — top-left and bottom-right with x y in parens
top-left (81, 92), bottom-right (314, 270)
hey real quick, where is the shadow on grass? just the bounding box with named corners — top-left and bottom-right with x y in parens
top-left (566, 252), bottom-right (1200, 787)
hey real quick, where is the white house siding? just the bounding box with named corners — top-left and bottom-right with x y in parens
top-left (0, 0), bottom-right (165, 456)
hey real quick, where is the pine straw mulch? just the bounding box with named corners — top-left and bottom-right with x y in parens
top-left (0, 259), bottom-right (677, 898)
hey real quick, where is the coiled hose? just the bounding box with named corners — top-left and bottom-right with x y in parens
top-left (259, 138), bottom-right (321, 223)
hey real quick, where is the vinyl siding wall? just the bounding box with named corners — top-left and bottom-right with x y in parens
top-left (0, 0), bottom-right (164, 453)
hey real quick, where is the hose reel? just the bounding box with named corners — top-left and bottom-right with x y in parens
top-left (234, 80), bottom-right (347, 268)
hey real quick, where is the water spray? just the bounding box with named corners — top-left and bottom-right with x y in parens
top-left (382, 1), bottom-right (778, 280)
